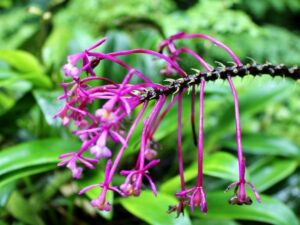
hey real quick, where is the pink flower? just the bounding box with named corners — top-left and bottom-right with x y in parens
top-left (176, 186), bottom-right (207, 213)
top-left (119, 159), bottom-right (160, 197)
top-left (57, 33), bottom-right (263, 214)
top-left (58, 152), bottom-right (97, 179)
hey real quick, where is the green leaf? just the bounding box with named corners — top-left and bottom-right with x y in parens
top-left (0, 78), bottom-right (32, 116)
top-left (5, 24), bottom-right (38, 49)
top-left (0, 50), bottom-right (51, 88)
top-left (0, 139), bottom-right (80, 177)
top-left (42, 27), bottom-right (72, 69)
top-left (0, 139), bottom-right (80, 206)
top-left (223, 134), bottom-right (300, 157)
top-left (33, 90), bottom-right (65, 126)
top-left (0, 220), bottom-right (8, 225)
top-left (194, 192), bottom-right (299, 225)
top-left (0, 8), bottom-right (38, 49)
top-left (0, 50), bottom-right (43, 73)
top-left (0, 164), bottom-right (55, 190)
top-left (210, 80), bottom-right (293, 136)
top-left (249, 157), bottom-right (298, 191)
top-left (103, 31), bottom-right (133, 81)
top-left (0, 0), bottom-right (12, 8)
top-left (192, 219), bottom-right (239, 225)
top-left (161, 152), bottom-right (239, 193)
top-left (120, 191), bottom-right (192, 225)
top-left (6, 192), bottom-right (45, 225)
top-left (239, 80), bottom-right (292, 116)
top-left (0, 182), bottom-right (15, 207)
top-left (29, 171), bottom-right (72, 211)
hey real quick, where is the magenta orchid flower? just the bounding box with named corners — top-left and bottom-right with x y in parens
top-left (56, 32), bottom-right (300, 214)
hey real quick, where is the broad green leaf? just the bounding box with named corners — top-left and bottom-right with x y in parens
top-left (0, 72), bottom-right (51, 88)
top-left (29, 171), bottom-right (72, 211)
top-left (0, 0), bottom-right (12, 8)
top-left (210, 80), bottom-right (293, 135)
top-left (239, 79), bottom-right (292, 116)
top-left (0, 8), bottom-right (38, 49)
top-left (161, 152), bottom-right (239, 193)
top-left (0, 50), bottom-right (51, 88)
top-left (0, 220), bottom-right (8, 225)
top-left (0, 139), bottom-right (81, 177)
top-left (0, 69), bottom-right (22, 83)
top-left (0, 79), bottom-right (32, 116)
top-left (223, 134), bottom-right (300, 157)
top-left (192, 219), bottom-right (239, 225)
top-left (0, 50), bottom-right (43, 73)
top-left (33, 90), bottom-right (65, 126)
top-left (249, 157), bottom-right (298, 192)
top-left (5, 24), bottom-right (38, 49)
top-left (42, 27), bottom-right (72, 69)
top-left (0, 164), bottom-right (55, 190)
top-left (103, 31), bottom-right (133, 82)
top-left (0, 91), bottom-right (15, 115)
top-left (0, 182), bottom-right (15, 207)
top-left (194, 192), bottom-right (299, 225)
top-left (120, 191), bottom-right (192, 225)
top-left (6, 192), bottom-right (45, 225)
top-left (203, 152), bottom-right (239, 181)
top-left (0, 139), bottom-right (80, 206)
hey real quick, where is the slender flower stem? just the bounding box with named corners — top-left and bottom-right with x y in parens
top-left (140, 97), bottom-right (166, 168)
top-left (149, 95), bottom-right (178, 138)
top-left (109, 49), bottom-right (187, 77)
top-left (197, 79), bottom-right (205, 187)
top-left (227, 78), bottom-right (245, 182)
top-left (159, 32), bottom-right (241, 64)
top-left (125, 96), bottom-right (166, 195)
top-left (108, 102), bottom-right (149, 182)
top-left (144, 96), bottom-right (167, 136)
top-left (161, 40), bottom-right (212, 203)
top-left (190, 86), bottom-right (197, 146)
top-left (86, 52), bottom-right (152, 82)
top-left (173, 47), bottom-right (212, 69)
top-left (177, 92), bottom-right (185, 191)
top-left (159, 32), bottom-right (246, 182)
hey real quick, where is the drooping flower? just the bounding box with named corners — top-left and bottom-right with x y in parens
top-left (56, 32), bottom-right (262, 214)
top-left (57, 151), bottom-right (98, 179)
top-left (225, 157), bottom-right (261, 205)
top-left (159, 32), bottom-right (261, 210)
top-left (120, 159), bottom-right (160, 197)
top-left (79, 160), bottom-right (123, 211)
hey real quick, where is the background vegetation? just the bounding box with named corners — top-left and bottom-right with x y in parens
top-left (0, 0), bottom-right (300, 224)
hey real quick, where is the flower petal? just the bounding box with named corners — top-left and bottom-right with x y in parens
top-left (79, 184), bottom-right (99, 195)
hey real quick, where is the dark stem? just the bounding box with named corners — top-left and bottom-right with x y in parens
top-left (139, 63), bottom-right (300, 101)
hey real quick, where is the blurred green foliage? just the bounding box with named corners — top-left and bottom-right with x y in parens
top-left (0, 0), bottom-right (300, 225)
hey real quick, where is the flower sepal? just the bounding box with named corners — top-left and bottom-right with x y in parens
top-left (225, 180), bottom-right (261, 206)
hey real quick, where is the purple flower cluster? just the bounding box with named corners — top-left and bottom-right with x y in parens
top-left (56, 32), bottom-right (260, 214)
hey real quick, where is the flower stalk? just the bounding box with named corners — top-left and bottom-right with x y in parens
top-left (56, 32), bottom-right (299, 214)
